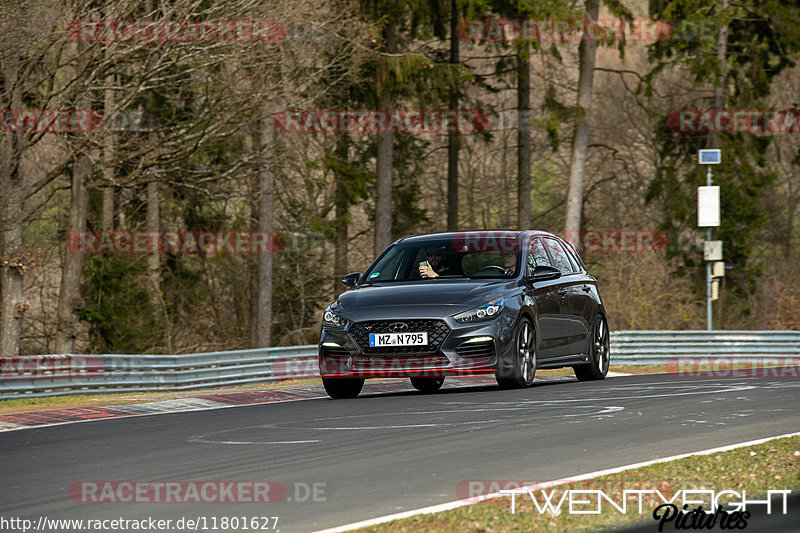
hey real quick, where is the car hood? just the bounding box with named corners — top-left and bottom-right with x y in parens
top-left (334, 280), bottom-right (512, 320)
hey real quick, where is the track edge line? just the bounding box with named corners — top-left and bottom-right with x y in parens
top-left (313, 430), bottom-right (800, 533)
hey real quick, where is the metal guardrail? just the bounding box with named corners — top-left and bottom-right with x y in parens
top-left (611, 330), bottom-right (800, 365)
top-left (2, 331), bottom-right (798, 398)
top-left (0, 345), bottom-right (319, 399)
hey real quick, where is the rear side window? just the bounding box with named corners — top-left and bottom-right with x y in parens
top-left (526, 238), bottom-right (552, 275)
top-left (563, 241), bottom-right (585, 272)
top-left (543, 238), bottom-right (576, 274)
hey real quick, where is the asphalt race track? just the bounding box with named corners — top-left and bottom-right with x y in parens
top-left (2, 371), bottom-right (799, 532)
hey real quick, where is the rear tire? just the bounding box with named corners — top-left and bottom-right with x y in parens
top-left (322, 377), bottom-right (364, 399)
top-left (410, 377), bottom-right (444, 393)
top-left (496, 318), bottom-right (536, 389)
top-left (574, 314), bottom-right (610, 382)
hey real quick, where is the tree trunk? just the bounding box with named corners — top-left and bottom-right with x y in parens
top-left (102, 185), bottom-right (114, 231)
top-left (466, 165), bottom-right (476, 228)
top-left (144, 0), bottom-right (162, 321)
top-left (333, 133), bottom-right (349, 297)
top-left (146, 178), bottom-right (160, 297)
top-left (447, 0), bottom-right (460, 231)
top-left (248, 169), bottom-right (259, 346)
top-left (374, 24), bottom-right (396, 255)
top-left (711, 0), bottom-right (729, 329)
top-left (102, 72), bottom-right (115, 231)
top-left (254, 106), bottom-right (274, 347)
top-left (710, 0), bottom-right (728, 150)
top-left (54, 41), bottom-right (92, 354)
top-left (54, 147), bottom-right (91, 354)
top-left (0, 215), bottom-right (24, 357)
top-left (0, 57), bottom-right (25, 356)
top-left (564, 0), bottom-right (599, 243)
top-left (517, 43), bottom-right (531, 230)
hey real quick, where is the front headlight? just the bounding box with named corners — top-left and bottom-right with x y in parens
top-left (454, 297), bottom-right (504, 323)
top-left (323, 307), bottom-right (348, 328)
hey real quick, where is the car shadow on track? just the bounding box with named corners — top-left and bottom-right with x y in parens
top-left (356, 377), bottom-right (578, 399)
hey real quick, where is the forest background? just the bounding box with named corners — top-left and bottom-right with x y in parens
top-left (1, 0), bottom-right (799, 356)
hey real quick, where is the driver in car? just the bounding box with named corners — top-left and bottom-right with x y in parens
top-left (501, 251), bottom-right (517, 274)
top-left (419, 246), bottom-right (452, 278)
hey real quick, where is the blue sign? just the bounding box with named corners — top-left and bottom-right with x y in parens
top-left (698, 149), bottom-right (721, 165)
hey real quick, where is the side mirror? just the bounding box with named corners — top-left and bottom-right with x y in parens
top-left (342, 272), bottom-right (361, 288)
top-left (531, 265), bottom-right (561, 282)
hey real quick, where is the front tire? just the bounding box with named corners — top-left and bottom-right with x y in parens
top-left (574, 314), bottom-right (610, 382)
top-left (496, 318), bottom-right (536, 389)
top-left (410, 377), bottom-right (444, 393)
top-left (322, 377), bottom-right (364, 399)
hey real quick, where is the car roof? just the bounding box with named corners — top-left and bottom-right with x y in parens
top-left (397, 230), bottom-right (556, 244)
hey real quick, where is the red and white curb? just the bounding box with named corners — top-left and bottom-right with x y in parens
top-left (0, 375), bottom-right (577, 432)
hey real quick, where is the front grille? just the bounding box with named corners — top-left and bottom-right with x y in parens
top-left (350, 319), bottom-right (450, 354)
top-left (456, 340), bottom-right (495, 359)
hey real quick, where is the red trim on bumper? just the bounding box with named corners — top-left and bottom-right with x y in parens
top-left (321, 367), bottom-right (497, 378)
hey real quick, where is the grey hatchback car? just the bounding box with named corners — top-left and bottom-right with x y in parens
top-left (318, 230), bottom-right (610, 399)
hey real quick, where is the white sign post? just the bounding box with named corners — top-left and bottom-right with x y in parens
top-left (698, 150), bottom-right (721, 330)
top-left (698, 186), bottom-right (720, 227)
top-left (703, 241), bottom-right (722, 261)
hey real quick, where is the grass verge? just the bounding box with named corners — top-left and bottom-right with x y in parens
top-left (354, 435), bottom-right (800, 533)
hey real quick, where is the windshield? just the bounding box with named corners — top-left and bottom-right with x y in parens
top-left (362, 238), bottom-right (520, 282)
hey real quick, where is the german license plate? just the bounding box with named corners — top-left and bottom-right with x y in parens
top-left (369, 332), bottom-right (428, 347)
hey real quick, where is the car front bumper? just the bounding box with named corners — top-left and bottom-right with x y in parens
top-left (318, 312), bottom-right (516, 379)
